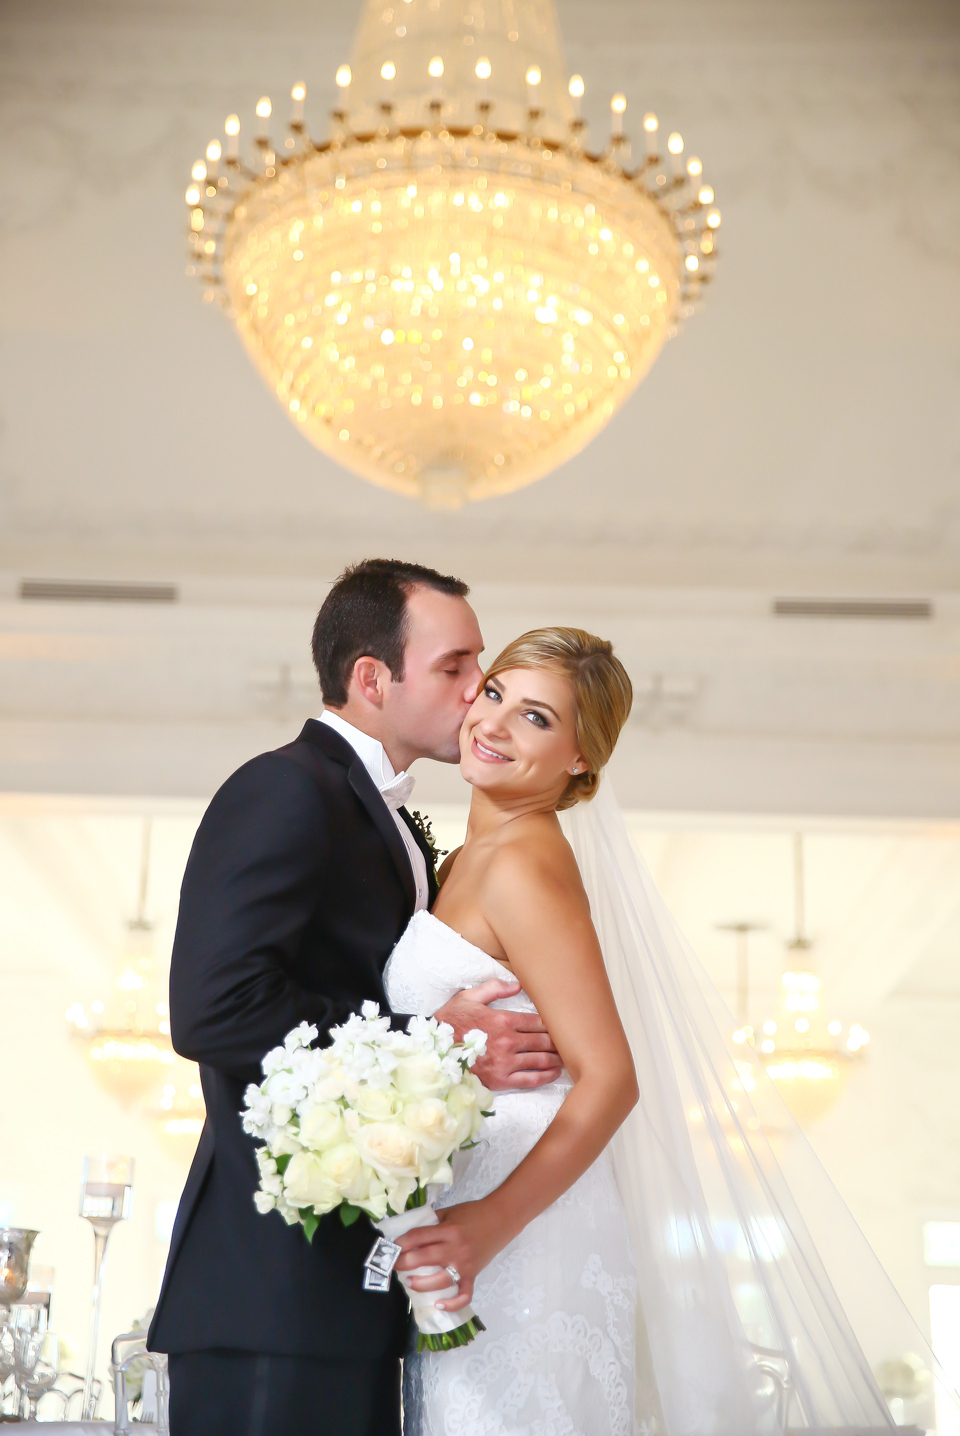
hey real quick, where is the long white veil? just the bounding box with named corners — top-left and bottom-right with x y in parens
top-left (561, 781), bottom-right (957, 1436)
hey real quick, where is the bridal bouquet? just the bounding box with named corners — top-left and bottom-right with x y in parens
top-left (242, 1004), bottom-right (491, 1350)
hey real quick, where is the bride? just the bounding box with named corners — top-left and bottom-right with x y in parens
top-left (386, 627), bottom-right (953, 1436)
top-left (386, 626), bottom-right (640, 1434)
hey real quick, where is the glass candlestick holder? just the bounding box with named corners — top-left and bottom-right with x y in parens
top-left (80, 1155), bottom-right (133, 1420)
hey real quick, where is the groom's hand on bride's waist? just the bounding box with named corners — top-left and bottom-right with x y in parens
top-left (433, 979), bottom-right (563, 1091)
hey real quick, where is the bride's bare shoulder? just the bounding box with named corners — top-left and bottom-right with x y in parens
top-left (483, 814), bottom-right (588, 913)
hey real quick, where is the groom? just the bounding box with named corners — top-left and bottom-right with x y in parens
top-left (148, 559), bottom-right (563, 1436)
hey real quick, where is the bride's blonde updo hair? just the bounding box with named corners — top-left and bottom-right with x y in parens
top-left (484, 628), bottom-right (633, 810)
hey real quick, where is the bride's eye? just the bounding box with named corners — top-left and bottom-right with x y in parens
top-left (524, 710), bottom-right (549, 728)
top-left (483, 686), bottom-right (501, 702)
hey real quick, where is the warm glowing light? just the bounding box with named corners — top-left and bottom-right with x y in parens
top-left (643, 112), bottom-right (659, 133)
top-left (185, 185), bottom-right (201, 205)
top-left (190, 0), bottom-right (716, 505)
top-left (224, 114), bottom-right (240, 136)
top-left (256, 97), bottom-right (272, 119)
top-left (761, 1039), bottom-right (776, 1055)
top-left (698, 185), bottom-right (715, 205)
top-left (795, 1017), bottom-right (810, 1033)
top-left (827, 1020), bottom-right (843, 1036)
top-left (667, 131), bottom-right (684, 154)
top-left (686, 156), bottom-right (702, 177)
top-left (206, 140), bottom-right (222, 162)
top-left (191, 160), bottom-right (207, 181)
top-left (763, 1020), bottom-right (777, 1036)
top-left (707, 209), bottom-right (722, 228)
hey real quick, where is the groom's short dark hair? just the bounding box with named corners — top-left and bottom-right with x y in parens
top-left (312, 558), bottom-right (470, 706)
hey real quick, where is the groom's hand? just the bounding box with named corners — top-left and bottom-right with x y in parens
top-left (433, 979), bottom-right (563, 1091)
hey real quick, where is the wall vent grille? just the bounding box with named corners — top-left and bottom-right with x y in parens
top-left (774, 598), bottom-right (932, 620)
top-left (19, 579), bottom-right (179, 604)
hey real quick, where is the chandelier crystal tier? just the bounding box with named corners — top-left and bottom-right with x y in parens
top-left (186, 0), bottom-right (720, 507)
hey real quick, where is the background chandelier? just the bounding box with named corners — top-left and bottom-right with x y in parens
top-left (66, 820), bottom-right (206, 1147)
top-left (730, 835), bottom-right (870, 1125)
top-left (185, 0), bottom-right (720, 507)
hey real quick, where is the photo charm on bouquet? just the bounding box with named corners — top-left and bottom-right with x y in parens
top-left (241, 1005), bottom-right (492, 1351)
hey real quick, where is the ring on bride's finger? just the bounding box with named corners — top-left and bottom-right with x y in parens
top-left (445, 1265), bottom-right (461, 1284)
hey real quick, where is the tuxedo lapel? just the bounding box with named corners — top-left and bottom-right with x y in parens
top-left (295, 722), bottom-right (417, 917)
top-left (347, 763), bottom-right (418, 914)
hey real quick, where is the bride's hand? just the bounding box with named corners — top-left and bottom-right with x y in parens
top-left (394, 1200), bottom-right (507, 1313)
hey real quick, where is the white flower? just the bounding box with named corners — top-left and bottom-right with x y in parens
top-left (353, 1122), bottom-right (420, 1180)
top-left (284, 1022), bottom-right (318, 1053)
top-left (261, 1045), bottom-right (287, 1077)
top-left (312, 1063), bottom-right (348, 1101)
top-left (355, 1086), bottom-right (403, 1122)
top-left (255, 1148), bottom-right (277, 1176)
top-left (383, 1175), bottom-right (418, 1214)
top-left (253, 1191), bottom-right (276, 1214)
top-left (317, 1142), bottom-right (364, 1196)
top-left (271, 1128), bottom-right (303, 1158)
top-left (395, 1051), bottom-right (446, 1100)
top-left (264, 1069), bottom-right (307, 1107)
top-left (402, 1098), bottom-right (459, 1161)
top-left (299, 1102), bottom-right (346, 1152)
top-left (271, 1103), bottom-right (293, 1128)
top-left (283, 1151), bottom-right (340, 1212)
top-left (361, 1000), bottom-right (381, 1020)
top-left (461, 1028), bottom-right (488, 1065)
top-left (260, 1171), bottom-right (283, 1196)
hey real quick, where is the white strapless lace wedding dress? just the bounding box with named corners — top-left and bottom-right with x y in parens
top-left (384, 910), bottom-right (638, 1436)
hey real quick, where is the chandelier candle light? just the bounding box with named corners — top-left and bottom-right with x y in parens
top-left (185, 0), bottom-right (720, 507)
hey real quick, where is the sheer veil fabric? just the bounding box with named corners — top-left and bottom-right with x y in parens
top-left (560, 782), bottom-right (958, 1436)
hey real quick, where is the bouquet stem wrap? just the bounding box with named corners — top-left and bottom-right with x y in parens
top-left (376, 1204), bottom-right (484, 1351)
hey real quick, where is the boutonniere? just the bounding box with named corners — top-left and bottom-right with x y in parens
top-left (409, 809), bottom-right (449, 878)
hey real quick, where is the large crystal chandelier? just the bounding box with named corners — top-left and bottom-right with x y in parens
top-left (185, 0), bottom-right (720, 507)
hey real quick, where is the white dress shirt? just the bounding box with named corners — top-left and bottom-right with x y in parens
top-left (319, 710), bottom-right (429, 913)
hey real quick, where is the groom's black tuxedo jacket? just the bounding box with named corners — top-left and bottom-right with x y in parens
top-left (148, 720), bottom-right (438, 1361)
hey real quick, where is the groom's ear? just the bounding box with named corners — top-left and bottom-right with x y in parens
top-left (350, 655), bottom-right (390, 707)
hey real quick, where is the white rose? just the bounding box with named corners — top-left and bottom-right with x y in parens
top-left (395, 1052), bottom-right (446, 1100)
top-left (271, 1103), bottom-right (293, 1127)
top-left (313, 1064), bottom-right (348, 1101)
top-left (253, 1191), bottom-right (276, 1214)
top-left (354, 1122), bottom-right (420, 1180)
top-left (317, 1142), bottom-right (364, 1196)
top-left (299, 1102), bottom-right (346, 1152)
top-left (283, 1151), bottom-right (340, 1213)
top-left (355, 1087), bottom-right (403, 1122)
top-left (402, 1098), bottom-right (459, 1161)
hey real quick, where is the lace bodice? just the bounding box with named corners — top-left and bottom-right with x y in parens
top-left (384, 909), bottom-right (637, 1436)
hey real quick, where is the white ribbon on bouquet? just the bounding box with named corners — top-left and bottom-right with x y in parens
top-left (375, 1204), bottom-right (479, 1338)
